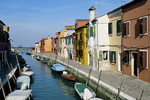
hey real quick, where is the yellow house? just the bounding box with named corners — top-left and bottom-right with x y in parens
top-left (75, 25), bottom-right (88, 65)
top-left (44, 38), bottom-right (52, 53)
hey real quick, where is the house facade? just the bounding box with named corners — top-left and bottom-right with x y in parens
top-left (107, 8), bottom-right (122, 71)
top-left (122, 0), bottom-right (150, 82)
top-left (0, 20), bottom-right (11, 69)
top-left (35, 41), bottom-right (41, 53)
top-left (44, 37), bottom-right (52, 53)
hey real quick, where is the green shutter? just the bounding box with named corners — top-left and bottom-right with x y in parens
top-left (86, 28), bottom-right (89, 38)
top-left (110, 51), bottom-right (116, 64)
top-left (99, 51), bottom-right (102, 61)
top-left (114, 51), bottom-right (116, 64)
top-left (109, 51), bottom-right (113, 63)
top-left (117, 20), bottom-right (122, 33)
top-left (90, 27), bottom-right (93, 37)
top-left (108, 23), bottom-right (112, 34)
top-left (93, 26), bottom-right (95, 37)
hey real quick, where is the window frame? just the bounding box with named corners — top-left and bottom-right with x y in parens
top-left (139, 16), bottom-right (148, 36)
top-left (139, 50), bottom-right (148, 69)
top-left (123, 21), bottom-right (130, 37)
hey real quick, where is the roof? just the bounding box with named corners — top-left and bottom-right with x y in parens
top-left (121, 0), bottom-right (140, 8)
top-left (89, 6), bottom-right (96, 11)
top-left (75, 19), bottom-right (89, 22)
top-left (0, 20), bottom-right (6, 25)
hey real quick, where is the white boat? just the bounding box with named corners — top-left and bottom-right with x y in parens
top-left (83, 88), bottom-right (102, 100)
top-left (74, 83), bottom-right (96, 99)
top-left (5, 90), bottom-right (32, 100)
top-left (16, 76), bottom-right (30, 90)
top-left (22, 71), bottom-right (34, 77)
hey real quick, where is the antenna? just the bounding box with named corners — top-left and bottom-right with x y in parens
top-left (94, 0), bottom-right (99, 17)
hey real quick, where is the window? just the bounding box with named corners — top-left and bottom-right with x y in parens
top-left (103, 51), bottom-right (108, 60)
top-left (139, 50), bottom-right (148, 69)
top-left (137, 16), bottom-right (148, 35)
top-left (123, 51), bottom-right (130, 65)
top-left (90, 26), bottom-right (93, 37)
top-left (110, 51), bottom-right (116, 64)
top-left (117, 20), bottom-right (122, 33)
top-left (108, 22), bottom-right (112, 35)
top-left (123, 21), bottom-right (130, 37)
top-left (99, 51), bottom-right (102, 61)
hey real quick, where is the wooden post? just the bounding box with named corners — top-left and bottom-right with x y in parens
top-left (0, 78), bottom-right (6, 99)
top-left (16, 55), bottom-right (21, 75)
top-left (95, 70), bottom-right (102, 94)
top-left (86, 67), bottom-right (93, 85)
top-left (139, 89), bottom-right (144, 100)
top-left (10, 63), bottom-right (17, 81)
top-left (116, 80), bottom-right (124, 100)
top-left (6, 60), bottom-right (16, 83)
top-left (6, 74), bottom-right (12, 92)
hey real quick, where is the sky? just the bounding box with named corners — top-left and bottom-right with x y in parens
top-left (0, 0), bottom-right (132, 47)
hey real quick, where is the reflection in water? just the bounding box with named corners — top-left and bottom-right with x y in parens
top-left (19, 49), bottom-right (80, 100)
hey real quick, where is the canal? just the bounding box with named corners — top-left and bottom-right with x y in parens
top-left (19, 49), bottom-right (80, 100)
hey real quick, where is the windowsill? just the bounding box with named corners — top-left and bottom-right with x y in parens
top-left (123, 35), bottom-right (130, 38)
top-left (139, 33), bottom-right (148, 36)
top-left (110, 63), bottom-right (116, 65)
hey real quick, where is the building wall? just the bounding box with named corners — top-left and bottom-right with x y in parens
top-left (44, 38), bottom-right (52, 53)
top-left (96, 14), bottom-right (110, 70)
top-left (76, 27), bottom-right (88, 65)
top-left (122, 0), bottom-right (150, 82)
top-left (108, 9), bottom-right (122, 71)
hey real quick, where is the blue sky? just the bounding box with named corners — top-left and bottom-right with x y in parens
top-left (0, 0), bottom-right (131, 47)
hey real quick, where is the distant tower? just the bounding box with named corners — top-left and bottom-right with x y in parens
top-left (89, 6), bottom-right (96, 26)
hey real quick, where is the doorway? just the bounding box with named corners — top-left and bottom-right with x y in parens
top-left (132, 53), bottom-right (138, 77)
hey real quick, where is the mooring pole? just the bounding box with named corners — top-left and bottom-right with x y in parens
top-left (0, 78), bottom-right (6, 99)
top-left (116, 80), bottom-right (124, 100)
top-left (10, 63), bottom-right (17, 81)
top-left (16, 55), bottom-right (21, 75)
top-left (6, 74), bottom-right (12, 92)
top-left (86, 67), bottom-right (93, 85)
top-left (6, 60), bottom-right (16, 83)
top-left (95, 70), bottom-right (102, 94)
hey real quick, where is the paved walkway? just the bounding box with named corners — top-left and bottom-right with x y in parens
top-left (34, 53), bottom-right (150, 100)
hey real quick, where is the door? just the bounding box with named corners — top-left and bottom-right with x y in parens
top-left (132, 53), bottom-right (138, 76)
top-left (118, 53), bottom-right (122, 72)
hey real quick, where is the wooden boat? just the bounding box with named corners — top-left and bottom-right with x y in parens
top-left (51, 64), bottom-right (65, 74)
top-left (61, 71), bottom-right (76, 81)
top-left (16, 76), bottom-right (30, 90)
top-left (22, 64), bottom-right (31, 71)
top-left (74, 83), bottom-right (96, 99)
top-left (40, 58), bottom-right (49, 64)
top-left (5, 90), bottom-right (32, 100)
top-left (22, 71), bottom-right (34, 77)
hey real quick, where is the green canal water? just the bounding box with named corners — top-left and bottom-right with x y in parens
top-left (19, 49), bottom-right (80, 100)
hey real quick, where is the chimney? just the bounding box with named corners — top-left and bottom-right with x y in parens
top-left (89, 6), bottom-right (96, 25)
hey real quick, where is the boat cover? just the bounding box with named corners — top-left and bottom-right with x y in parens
top-left (5, 90), bottom-right (32, 100)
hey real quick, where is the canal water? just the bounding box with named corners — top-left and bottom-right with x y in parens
top-left (19, 49), bottom-right (80, 100)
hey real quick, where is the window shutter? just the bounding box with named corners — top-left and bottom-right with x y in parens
top-left (86, 28), bottom-right (89, 38)
top-left (117, 20), bottom-right (122, 33)
top-left (137, 19), bottom-right (141, 35)
top-left (123, 23), bottom-right (126, 36)
top-left (114, 51), bottom-right (116, 64)
top-left (142, 52), bottom-right (147, 68)
top-left (99, 51), bottom-right (102, 61)
top-left (108, 23), bottom-right (112, 34)
top-left (109, 51), bottom-right (113, 63)
top-left (90, 27), bottom-right (93, 37)
top-left (143, 18), bottom-right (147, 34)
top-left (126, 22), bottom-right (129, 35)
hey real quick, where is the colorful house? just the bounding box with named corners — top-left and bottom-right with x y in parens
top-left (35, 41), bottom-right (41, 53)
top-left (107, 7), bottom-right (122, 72)
top-left (75, 23), bottom-right (89, 65)
top-left (122, 0), bottom-right (150, 82)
